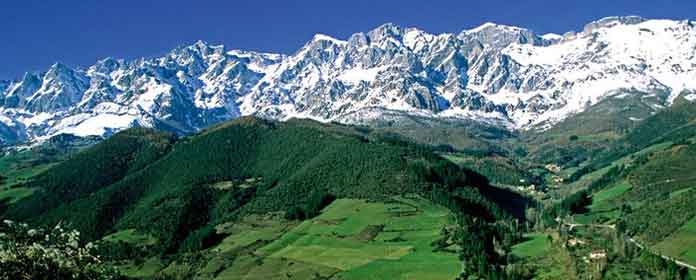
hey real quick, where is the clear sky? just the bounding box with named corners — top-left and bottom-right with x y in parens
top-left (2, 0), bottom-right (695, 80)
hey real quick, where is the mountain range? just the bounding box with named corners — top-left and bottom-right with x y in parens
top-left (1, 15), bottom-right (695, 145)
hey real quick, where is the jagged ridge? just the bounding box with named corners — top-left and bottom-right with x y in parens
top-left (1, 16), bottom-right (695, 144)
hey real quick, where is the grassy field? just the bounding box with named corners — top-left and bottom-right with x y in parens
top-left (214, 255), bottom-right (339, 280)
top-left (6, 186), bottom-right (463, 279)
top-left (241, 196), bottom-right (461, 280)
top-left (114, 257), bottom-right (165, 279)
top-left (553, 141), bottom-right (673, 199)
top-left (103, 229), bottom-right (161, 278)
top-left (102, 229), bottom-right (158, 246)
top-left (0, 150), bottom-right (59, 204)
top-left (0, 186), bottom-right (36, 204)
top-left (589, 180), bottom-right (632, 211)
top-left (670, 187), bottom-right (693, 199)
top-left (511, 233), bottom-right (550, 259)
top-left (556, 142), bottom-right (676, 225)
top-left (0, 164), bottom-right (55, 204)
top-left (655, 217), bottom-right (696, 265)
top-left (566, 181), bottom-right (632, 225)
top-left (509, 232), bottom-right (577, 279)
top-left (213, 213), bottom-right (297, 253)
top-left (576, 180), bottom-right (631, 223)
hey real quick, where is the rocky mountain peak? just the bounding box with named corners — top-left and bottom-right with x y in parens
top-left (459, 22), bottom-right (550, 49)
top-left (0, 17), bottom-right (694, 145)
top-left (367, 22), bottom-right (404, 43)
top-left (582, 16), bottom-right (646, 33)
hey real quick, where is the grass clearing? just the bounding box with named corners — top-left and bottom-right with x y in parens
top-left (0, 163), bottom-right (55, 204)
top-left (516, 232), bottom-right (576, 279)
top-left (0, 151), bottom-right (58, 204)
top-left (214, 255), bottom-right (339, 280)
top-left (257, 196), bottom-right (460, 280)
top-left (589, 180), bottom-right (632, 211)
top-left (113, 257), bottom-right (165, 279)
top-left (511, 233), bottom-right (550, 259)
top-left (102, 229), bottom-right (158, 246)
top-left (655, 217), bottom-right (696, 265)
top-left (0, 187), bottom-right (36, 204)
top-left (213, 213), bottom-right (297, 253)
top-left (557, 141), bottom-right (672, 198)
top-left (670, 187), bottom-right (693, 199)
top-left (182, 214), bottom-right (311, 280)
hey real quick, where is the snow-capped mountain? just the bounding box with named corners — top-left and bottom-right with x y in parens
top-left (1, 16), bottom-right (695, 144)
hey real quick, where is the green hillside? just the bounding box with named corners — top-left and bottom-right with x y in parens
top-left (0, 134), bottom-right (100, 206)
top-left (1, 117), bottom-right (530, 279)
top-left (3, 97), bottom-right (696, 279)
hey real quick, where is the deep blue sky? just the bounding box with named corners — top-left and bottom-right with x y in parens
top-left (2, 0), bottom-right (694, 80)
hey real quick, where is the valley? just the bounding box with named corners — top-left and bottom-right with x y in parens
top-left (1, 100), bottom-right (695, 279)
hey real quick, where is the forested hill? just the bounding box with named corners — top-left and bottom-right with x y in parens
top-left (1, 117), bottom-right (529, 258)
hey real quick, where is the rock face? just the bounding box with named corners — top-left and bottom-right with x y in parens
top-left (1, 16), bottom-right (695, 144)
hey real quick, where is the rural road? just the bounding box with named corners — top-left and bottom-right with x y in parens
top-left (562, 221), bottom-right (696, 271)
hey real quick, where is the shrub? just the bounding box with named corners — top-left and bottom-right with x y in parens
top-left (0, 220), bottom-right (124, 280)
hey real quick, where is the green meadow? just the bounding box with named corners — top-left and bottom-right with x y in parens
top-left (226, 196), bottom-right (462, 280)
top-left (655, 217), bottom-right (696, 265)
top-left (511, 233), bottom-right (550, 259)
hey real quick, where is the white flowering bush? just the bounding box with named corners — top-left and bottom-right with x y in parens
top-left (0, 220), bottom-right (123, 280)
